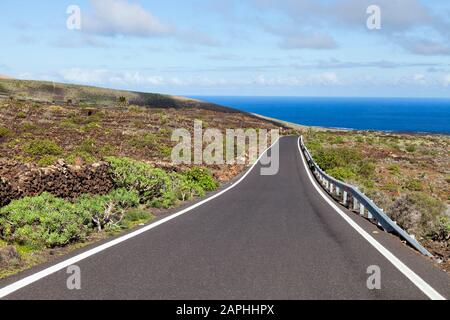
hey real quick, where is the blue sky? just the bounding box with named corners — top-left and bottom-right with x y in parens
top-left (0, 0), bottom-right (450, 97)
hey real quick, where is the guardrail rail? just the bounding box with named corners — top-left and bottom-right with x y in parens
top-left (299, 136), bottom-right (433, 257)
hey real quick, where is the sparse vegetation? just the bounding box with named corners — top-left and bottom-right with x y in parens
top-left (388, 193), bottom-right (446, 239)
top-left (24, 139), bottom-right (63, 157)
top-left (304, 129), bottom-right (450, 267)
top-left (0, 126), bottom-right (12, 139)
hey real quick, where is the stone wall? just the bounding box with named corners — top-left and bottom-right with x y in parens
top-left (0, 160), bottom-right (114, 207)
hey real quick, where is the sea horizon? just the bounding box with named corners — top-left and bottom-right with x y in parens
top-left (191, 96), bottom-right (450, 135)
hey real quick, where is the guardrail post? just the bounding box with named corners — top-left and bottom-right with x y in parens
top-left (353, 198), bottom-right (358, 211)
top-left (360, 204), bottom-right (365, 216)
top-left (343, 191), bottom-right (348, 206)
top-left (329, 183), bottom-right (334, 194)
top-left (336, 187), bottom-right (340, 196)
top-left (367, 210), bottom-right (373, 220)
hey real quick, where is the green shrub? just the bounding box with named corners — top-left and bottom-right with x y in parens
top-left (128, 133), bottom-right (158, 149)
top-left (17, 111), bottom-right (26, 119)
top-left (331, 136), bottom-right (345, 144)
top-left (106, 157), bottom-right (171, 203)
top-left (0, 193), bottom-right (90, 249)
top-left (118, 96), bottom-right (127, 105)
top-left (158, 144), bottom-right (172, 157)
top-left (357, 161), bottom-right (376, 177)
top-left (37, 155), bottom-right (58, 167)
top-left (388, 192), bottom-right (446, 238)
top-left (24, 139), bottom-right (63, 157)
top-left (21, 123), bottom-right (39, 132)
top-left (0, 126), bottom-right (12, 138)
top-left (128, 105), bottom-right (143, 113)
top-left (151, 173), bottom-right (206, 208)
top-left (327, 167), bottom-right (356, 181)
top-left (406, 144), bottom-right (416, 153)
top-left (66, 151), bottom-right (96, 165)
top-left (405, 179), bottom-right (424, 191)
top-left (106, 157), bottom-right (216, 209)
top-left (313, 147), bottom-right (362, 171)
top-left (76, 138), bottom-right (97, 154)
top-left (388, 164), bottom-right (401, 175)
top-left (433, 216), bottom-right (450, 241)
top-left (382, 183), bottom-right (400, 193)
top-left (184, 167), bottom-right (218, 192)
top-left (305, 140), bottom-right (322, 153)
top-left (312, 148), bottom-right (341, 171)
top-left (124, 208), bottom-right (153, 223)
top-left (76, 189), bottom-right (140, 232)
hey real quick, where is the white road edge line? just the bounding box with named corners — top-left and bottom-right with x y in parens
top-left (297, 137), bottom-right (445, 301)
top-left (0, 138), bottom-right (281, 299)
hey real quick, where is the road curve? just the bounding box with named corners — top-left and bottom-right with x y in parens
top-left (1, 136), bottom-right (450, 300)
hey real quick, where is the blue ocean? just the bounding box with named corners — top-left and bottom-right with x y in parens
top-left (192, 96), bottom-right (450, 134)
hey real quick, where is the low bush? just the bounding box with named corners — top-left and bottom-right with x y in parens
top-left (24, 139), bottom-right (63, 157)
top-left (106, 157), bottom-right (172, 203)
top-left (184, 167), bottom-right (218, 192)
top-left (406, 144), bottom-right (417, 153)
top-left (37, 155), bottom-right (58, 167)
top-left (123, 208), bottom-right (153, 226)
top-left (128, 133), bottom-right (158, 149)
top-left (150, 173), bottom-right (205, 209)
top-left (405, 179), bottom-right (424, 191)
top-left (17, 111), bottom-right (27, 119)
top-left (77, 189), bottom-right (140, 232)
top-left (0, 126), bottom-right (12, 139)
top-left (388, 192), bottom-right (446, 238)
top-left (313, 147), bottom-right (362, 172)
top-left (0, 193), bottom-right (90, 249)
top-left (66, 151), bottom-right (96, 165)
top-left (434, 216), bottom-right (450, 241)
top-left (388, 164), bottom-right (401, 175)
top-left (326, 167), bottom-right (356, 181)
top-left (107, 157), bottom-right (218, 208)
top-left (331, 136), bottom-right (345, 144)
top-left (158, 144), bottom-right (173, 158)
top-left (118, 96), bottom-right (127, 105)
top-left (0, 189), bottom-right (142, 248)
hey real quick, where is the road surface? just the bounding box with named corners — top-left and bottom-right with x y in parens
top-left (1, 136), bottom-right (449, 300)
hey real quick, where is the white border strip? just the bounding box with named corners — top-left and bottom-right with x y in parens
top-left (0, 139), bottom-right (280, 299)
top-left (297, 137), bottom-right (445, 300)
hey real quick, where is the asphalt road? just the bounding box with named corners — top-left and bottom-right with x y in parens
top-left (1, 136), bottom-right (450, 300)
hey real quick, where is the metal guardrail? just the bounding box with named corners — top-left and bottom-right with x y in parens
top-left (299, 136), bottom-right (433, 257)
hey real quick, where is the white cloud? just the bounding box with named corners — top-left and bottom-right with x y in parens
top-left (251, 0), bottom-right (450, 56)
top-left (81, 0), bottom-right (219, 47)
top-left (60, 68), bottom-right (112, 84)
top-left (314, 72), bottom-right (340, 85)
top-left (251, 72), bottom-right (340, 86)
top-left (57, 68), bottom-right (344, 89)
top-left (279, 33), bottom-right (337, 50)
top-left (84, 0), bottom-right (173, 37)
top-left (441, 74), bottom-right (450, 87)
top-left (413, 73), bottom-right (426, 85)
top-left (400, 38), bottom-right (450, 56)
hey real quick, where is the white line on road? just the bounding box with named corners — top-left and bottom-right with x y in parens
top-left (297, 137), bottom-right (445, 300)
top-left (0, 139), bottom-right (281, 299)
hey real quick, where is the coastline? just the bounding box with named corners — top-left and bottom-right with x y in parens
top-left (251, 113), bottom-right (450, 137)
